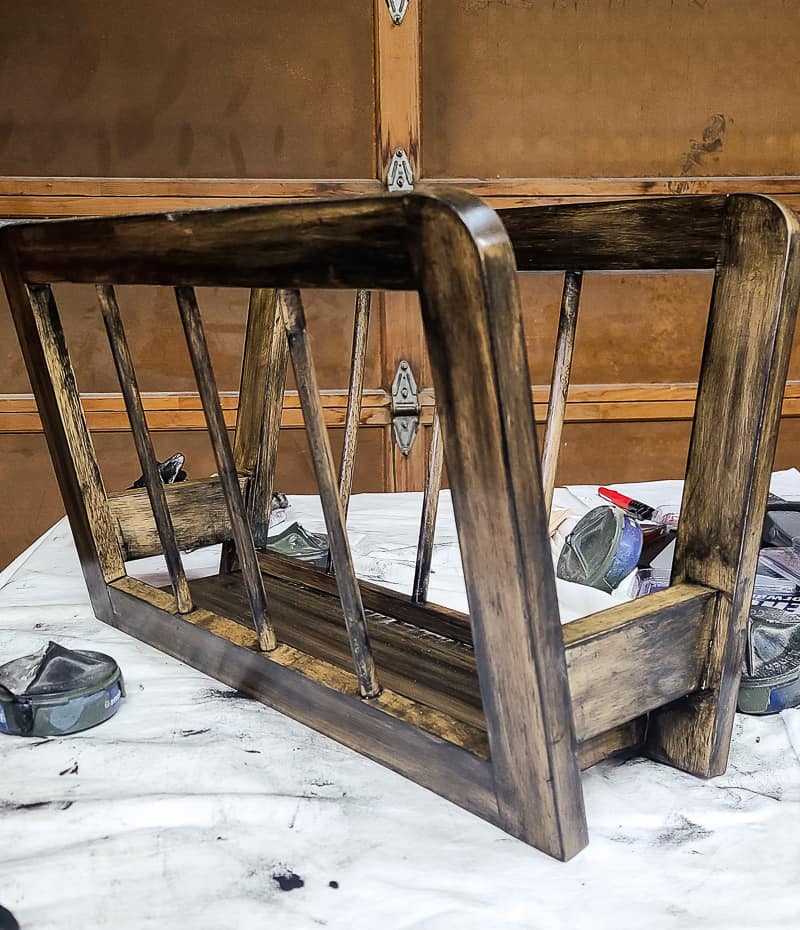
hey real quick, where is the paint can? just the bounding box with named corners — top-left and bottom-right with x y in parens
top-left (557, 505), bottom-right (643, 594)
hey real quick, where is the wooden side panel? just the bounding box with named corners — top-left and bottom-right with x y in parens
top-left (647, 197), bottom-right (800, 776)
top-left (423, 0), bottom-right (800, 178)
top-left (0, 0), bottom-right (374, 178)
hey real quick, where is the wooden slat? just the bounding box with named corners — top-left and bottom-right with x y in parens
top-left (249, 291), bottom-right (290, 548)
top-left (647, 196), bottom-right (800, 776)
top-left (188, 567), bottom-right (715, 747)
top-left (175, 286), bottom-right (275, 652)
top-left (97, 284), bottom-right (192, 612)
top-left (11, 197), bottom-right (417, 289)
top-left (338, 290), bottom-right (372, 516)
top-left (0, 251), bottom-right (124, 613)
top-left (374, 0), bottom-right (421, 182)
top-left (107, 576), bottom-right (500, 829)
top-left (280, 288), bottom-right (380, 699)
top-left (326, 288), bottom-right (372, 573)
top-left (412, 410), bottom-right (444, 603)
top-left (108, 476), bottom-right (248, 561)
top-left (1, 176), bottom-right (799, 198)
top-left (564, 584), bottom-right (716, 742)
top-left (541, 271), bottom-right (582, 513)
top-left (7, 380), bottom-right (800, 432)
top-left (498, 196), bottom-right (728, 271)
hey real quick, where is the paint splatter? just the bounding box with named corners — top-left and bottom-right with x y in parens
top-left (670, 114), bottom-right (728, 192)
top-left (273, 870), bottom-right (304, 892)
top-left (656, 814), bottom-right (712, 846)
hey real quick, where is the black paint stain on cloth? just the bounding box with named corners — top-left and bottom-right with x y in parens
top-left (656, 814), bottom-right (713, 847)
top-left (59, 761), bottom-right (79, 776)
top-left (273, 870), bottom-right (304, 892)
top-left (202, 688), bottom-right (253, 701)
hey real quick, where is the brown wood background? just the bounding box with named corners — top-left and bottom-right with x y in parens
top-left (2, 0), bottom-right (800, 567)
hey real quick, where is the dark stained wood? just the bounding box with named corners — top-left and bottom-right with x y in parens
top-left (0, 251), bottom-right (123, 616)
top-left (326, 288), bottom-right (371, 573)
top-left (410, 190), bottom-right (589, 859)
top-left (248, 290), bottom-right (290, 549)
top-left (109, 476), bottom-right (247, 561)
top-left (8, 189), bottom-right (800, 863)
top-left (338, 289), bottom-right (372, 517)
top-left (498, 197), bottom-right (728, 272)
top-left (281, 288), bottom-right (380, 699)
top-left (412, 409), bottom-right (444, 603)
top-left (541, 272), bottom-right (581, 513)
top-left (647, 196), bottom-right (800, 776)
top-left (108, 576), bottom-right (500, 826)
top-left (97, 284), bottom-right (192, 612)
top-left (175, 285), bottom-right (275, 652)
top-left (189, 567), bottom-right (715, 745)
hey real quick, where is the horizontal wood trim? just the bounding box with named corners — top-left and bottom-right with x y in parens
top-left (5, 382), bottom-right (800, 432)
top-left (0, 179), bottom-right (384, 217)
top-left (1, 177), bottom-right (799, 217)
top-left (1, 176), bottom-right (799, 198)
top-left (190, 561), bottom-right (714, 749)
top-left (564, 583), bottom-right (717, 742)
top-left (431, 177), bottom-right (800, 197)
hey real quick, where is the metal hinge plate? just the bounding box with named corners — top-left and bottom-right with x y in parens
top-left (391, 359), bottom-right (420, 456)
top-left (385, 0), bottom-right (409, 26)
top-left (387, 147), bottom-right (414, 192)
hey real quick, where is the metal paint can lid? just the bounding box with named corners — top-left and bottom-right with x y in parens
top-left (0, 641), bottom-right (125, 737)
top-left (557, 505), bottom-right (643, 594)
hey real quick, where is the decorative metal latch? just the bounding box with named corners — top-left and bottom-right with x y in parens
top-left (391, 360), bottom-right (420, 455)
top-left (385, 0), bottom-right (409, 26)
top-left (387, 147), bottom-right (414, 192)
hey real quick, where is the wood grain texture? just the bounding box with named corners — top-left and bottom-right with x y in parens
top-left (647, 196), bottom-right (800, 776)
top-left (0, 1), bottom-right (374, 179)
top-left (408, 189), bottom-right (588, 859)
top-left (175, 285), bottom-right (275, 651)
top-left (107, 576), bottom-right (500, 826)
top-left (498, 197), bottom-right (727, 271)
top-left (412, 409), bottom-right (444, 603)
top-left (338, 290), bottom-right (372, 516)
top-left (0, 252), bottom-right (124, 614)
top-left (97, 284), bottom-right (192, 612)
top-left (423, 1), bottom-right (800, 179)
top-left (249, 291), bottom-right (290, 549)
top-left (281, 288), bottom-right (380, 699)
top-left (190, 567), bottom-right (715, 747)
top-left (109, 476), bottom-right (248, 561)
top-left (374, 0), bottom-right (421, 181)
top-left (541, 271), bottom-right (581, 513)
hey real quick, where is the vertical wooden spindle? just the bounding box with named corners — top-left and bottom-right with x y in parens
top-left (412, 410), bottom-right (444, 604)
top-left (326, 289), bottom-right (371, 573)
top-left (174, 286), bottom-right (276, 651)
top-left (249, 291), bottom-right (290, 549)
top-left (541, 270), bottom-right (582, 515)
top-left (280, 288), bottom-right (380, 699)
top-left (97, 285), bottom-right (193, 614)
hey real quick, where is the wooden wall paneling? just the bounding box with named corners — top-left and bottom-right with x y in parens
top-left (422, 0), bottom-right (800, 181)
top-left (0, 1), bottom-right (375, 179)
top-left (374, 0), bottom-right (421, 182)
top-left (373, 2), bottom-right (427, 491)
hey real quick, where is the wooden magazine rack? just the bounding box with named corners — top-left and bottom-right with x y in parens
top-left (3, 190), bottom-right (798, 861)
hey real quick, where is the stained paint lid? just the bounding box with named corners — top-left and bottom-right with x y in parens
top-left (557, 505), bottom-right (643, 594)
